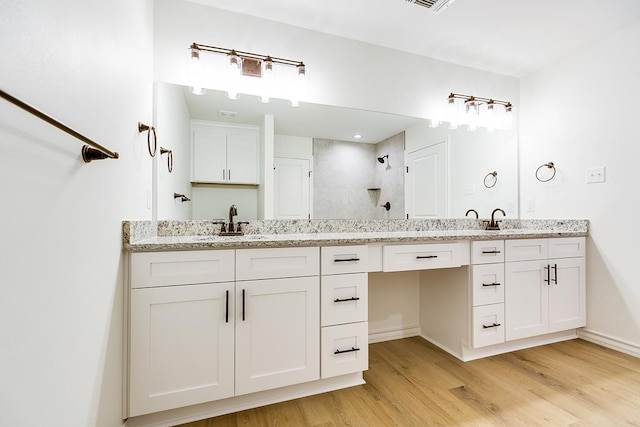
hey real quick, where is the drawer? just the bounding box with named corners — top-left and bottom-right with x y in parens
top-left (505, 239), bottom-right (548, 262)
top-left (236, 247), bottom-right (319, 280)
top-left (471, 240), bottom-right (504, 264)
top-left (471, 264), bottom-right (505, 306)
top-left (321, 322), bottom-right (368, 379)
top-left (321, 273), bottom-right (368, 326)
top-left (471, 304), bottom-right (505, 348)
top-left (130, 250), bottom-right (235, 288)
top-left (321, 245), bottom-right (369, 275)
top-left (382, 242), bottom-right (468, 272)
top-left (548, 237), bottom-right (585, 259)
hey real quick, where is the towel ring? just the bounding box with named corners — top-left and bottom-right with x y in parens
top-left (536, 162), bottom-right (556, 182)
top-left (138, 122), bottom-right (157, 157)
top-left (160, 147), bottom-right (173, 173)
top-left (484, 171), bottom-right (498, 188)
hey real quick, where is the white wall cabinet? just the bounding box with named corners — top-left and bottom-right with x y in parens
top-left (191, 121), bottom-right (259, 184)
top-left (505, 237), bottom-right (586, 341)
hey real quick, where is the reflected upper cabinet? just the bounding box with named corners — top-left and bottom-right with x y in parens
top-left (191, 121), bottom-right (260, 185)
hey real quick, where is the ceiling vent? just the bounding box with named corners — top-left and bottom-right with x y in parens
top-left (405, 0), bottom-right (457, 14)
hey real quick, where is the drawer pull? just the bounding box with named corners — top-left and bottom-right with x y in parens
top-left (334, 296), bottom-right (360, 303)
top-left (482, 323), bottom-right (502, 329)
top-left (334, 346), bottom-right (361, 355)
top-left (481, 250), bottom-right (501, 254)
top-left (482, 282), bottom-right (501, 287)
top-left (552, 263), bottom-right (558, 284)
top-left (416, 255), bottom-right (438, 259)
top-left (334, 258), bottom-right (360, 263)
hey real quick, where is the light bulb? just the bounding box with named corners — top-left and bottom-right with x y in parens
top-left (290, 62), bottom-right (306, 107)
top-left (226, 50), bottom-right (241, 100)
top-left (261, 56), bottom-right (274, 103)
top-left (187, 44), bottom-right (205, 96)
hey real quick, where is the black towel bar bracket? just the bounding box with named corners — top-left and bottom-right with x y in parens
top-left (0, 88), bottom-right (119, 163)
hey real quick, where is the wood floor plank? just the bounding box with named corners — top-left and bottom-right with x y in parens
top-left (178, 338), bottom-right (640, 427)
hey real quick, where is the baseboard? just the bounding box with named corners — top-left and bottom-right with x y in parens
top-left (578, 329), bottom-right (640, 358)
top-left (126, 373), bottom-right (364, 427)
top-left (369, 325), bottom-right (421, 344)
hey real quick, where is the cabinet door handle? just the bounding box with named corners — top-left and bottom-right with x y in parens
top-left (228, 169), bottom-right (231, 181)
top-left (334, 346), bottom-right (361, 355)
top-left (334, 258), bottom-right (360, 263)
top-left (544, 265), bottom-right (550, 285)
top-left (416, 255), bottom-right (438, 259)
top-left (481, 250), bottom-right (501, 254)
top-left (225, 290), bottom-right (229, 323)
top-left (552, 263), bottom-right (558, 284)
top-left (222, 169), bottom-right (225, 180)
top-left (242, 289), bottom-right (246, 321)
top-left (334, 297), bottom-right (360, 303)
top-left (482, 323), bottom-right (501, 329)
top-left (482, 282), bottom-right (501, 287)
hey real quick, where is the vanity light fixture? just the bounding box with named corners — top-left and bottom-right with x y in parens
top-left (188, 42), bottom-right (307, 106)
top-left (447, 93), bottom-right (513, 131)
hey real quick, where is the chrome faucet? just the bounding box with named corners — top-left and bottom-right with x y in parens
top-left (465, 209), bottom-right (479, 219)
top-left (228, 204), bottom-right (238, 232)
top-left (486, 208), bottom-right (506, 230)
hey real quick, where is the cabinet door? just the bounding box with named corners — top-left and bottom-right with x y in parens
top-left (192, 127), bottom-right (227, 183)
top-left (505, 260), bottom-right (549, 341)
top-left (235, 276), bottom-right (320, 395)
top-left (226, 131), bottom-right (259, 184)
top-left (548, 257), bottom-right (586, 332)
top-left (129, 282), bottom-right (234, 417)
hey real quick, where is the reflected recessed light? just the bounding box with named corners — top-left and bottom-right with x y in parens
top-left (354, 134), bottom-right (363, 139)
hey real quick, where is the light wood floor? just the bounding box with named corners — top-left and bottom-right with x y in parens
top-left (178, 338), bottom-right (640, 426)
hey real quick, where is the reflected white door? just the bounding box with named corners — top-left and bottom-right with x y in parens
top-left (405, 140), bottom-right (448, 218)
top-left (274, 157), bottom-right (311, 219)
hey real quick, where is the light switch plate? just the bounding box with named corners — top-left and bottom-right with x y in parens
top-left (586, 166), bottom-right (606, 183)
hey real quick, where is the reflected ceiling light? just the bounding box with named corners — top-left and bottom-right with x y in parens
top-left (447, 92), bottom-right (514, 131)
top-left (188, 42), bottom-right (307, 106)
top-left (354, 134), bottom-right (363, 139)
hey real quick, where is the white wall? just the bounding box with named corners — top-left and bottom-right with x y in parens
top-left (155, 82), bottom-right (193, 220)
top-left (0, 1), bottom-right (153, 427)
top-left (520, 20), bottom-right (640, 351)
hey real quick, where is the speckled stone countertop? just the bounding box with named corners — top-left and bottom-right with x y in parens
top-left (122, 219), bottom-right (588, 252)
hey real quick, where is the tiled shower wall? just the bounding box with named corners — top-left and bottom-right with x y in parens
top-left (313, 133), bottom-right (404, 219)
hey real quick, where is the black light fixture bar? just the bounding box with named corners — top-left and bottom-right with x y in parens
top-left (448, 92), bottom-right (513, 109)
top-left (190, 43), bottom-right (304, 68)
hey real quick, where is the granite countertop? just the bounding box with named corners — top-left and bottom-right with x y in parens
top-left (123, 219), bottom-right (588, 252)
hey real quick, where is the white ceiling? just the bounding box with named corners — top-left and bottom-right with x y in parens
top-left (187, 0), bottom-right (640, 77)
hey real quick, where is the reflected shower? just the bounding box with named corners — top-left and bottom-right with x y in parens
top-left (377, 154), bottom-right (388, 164)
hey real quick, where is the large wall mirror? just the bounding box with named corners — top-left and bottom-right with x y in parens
top-left (154, 82), bottom-right (518, 222)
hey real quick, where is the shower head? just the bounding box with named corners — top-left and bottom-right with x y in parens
top-left (377, 154), bottom-right (389, 164)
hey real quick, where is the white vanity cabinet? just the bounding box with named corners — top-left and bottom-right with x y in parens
top-left (191, 121), bottom-right (259, 184)
top-left (470, 240), bottom-right (505, 348)
top-left (320, 245), bottom-right (369, 379)
top-left (127, 247), bottom-right (321, 417)
top-left (504, 237), bottom-right (586, 341)
top-left (128, 250), bottom-right (235, 417)
top-left (235, 247), bottom-right (320, 395)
